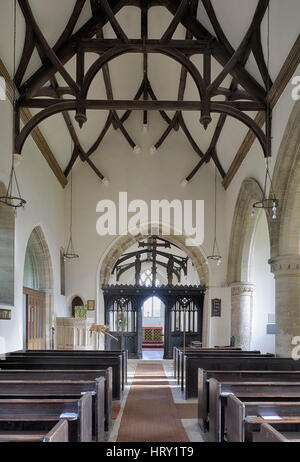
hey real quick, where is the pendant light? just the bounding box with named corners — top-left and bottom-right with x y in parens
top-left (251, 3), bottom-right (279, 220)
top-left (0, 0), bottom-right (26, 212)
top-left (64, 143), bottom-right (79, 262)
top-left (206, 167), bottom-right (222, 266)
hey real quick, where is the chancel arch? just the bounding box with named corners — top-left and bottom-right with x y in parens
top-left (23, 226), bottom-right (54, 350)
top-left (98, 228), bottom-right (208, 356)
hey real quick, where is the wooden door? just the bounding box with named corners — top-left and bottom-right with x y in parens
top-left (23, 287), bottom-right (46, 350)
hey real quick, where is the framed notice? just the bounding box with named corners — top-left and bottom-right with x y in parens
top-left (211, 299), bottom-right (221, 317)
top-left (0, 309), bottom-right (11, 320)
top-left (87, 300), bottom-right (95, 311)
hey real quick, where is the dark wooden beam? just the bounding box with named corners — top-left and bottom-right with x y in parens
top-left (161, 0), bottom-right (190, 41)
top-left (18, 0), bottom-right (80, 96)
top-left (19, 0), bottom-right (126, 97)
top-left (99, 0), bottom-right (129, 42)
top-left (0, 57), bottom-right (67, 188)
top-left (162, 0), bottom-right (267, 102)
top-left (20, 99), bottom-right (266, 112)
top-left (222, 33), bottom-right (300, 190)
top-left (78, 38), bottom-right (209, 53)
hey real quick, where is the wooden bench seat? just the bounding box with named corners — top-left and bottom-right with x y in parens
top-left (0, 369), bottom-right (112, 431)
top-left (0, 419), bottom-right (68, 442)
top-left (0, 355), bottom-right (122, 400)
top-left (0, 392), bottom-right (93, 442)
top-left (208, 378), bottom-right (300, 441)
top-left (0, 379), bottom-right (105, 441)
top-left (198, 369), bottom-right (300, 432)
top-left (12, 349), bottom-right (128, 386)
top-left (227, 395), bottom-right (300, 442)
top-left (255, 422), bottom-right (300, 442)
top-left (173, 347), bottom-right (242, 380)
top-left (183, 357), bottom-right (300, 399)
top-left (178, 351), bottom-right (266, 388)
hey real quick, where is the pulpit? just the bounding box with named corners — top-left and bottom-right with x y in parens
top-left (55, 317), bottom-right (95, 350)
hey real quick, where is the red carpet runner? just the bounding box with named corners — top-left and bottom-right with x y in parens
top-left (117, 362), bottom-right (189, 442)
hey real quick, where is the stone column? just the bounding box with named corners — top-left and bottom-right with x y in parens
top-left (270, 255), bottom-right (300, 357)
top-left (230, 283), bottom-right (255, 350)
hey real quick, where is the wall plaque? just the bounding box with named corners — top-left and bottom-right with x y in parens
top-left (211, 298), bottom-right (221, 317)
top-left (0, 309), bottom-right (11, 320)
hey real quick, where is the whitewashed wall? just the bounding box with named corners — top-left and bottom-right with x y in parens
top-left (0, 98), bottom-right (67, 353)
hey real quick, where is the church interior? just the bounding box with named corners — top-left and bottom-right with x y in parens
top-left (0, 0), bottom-right (299, 445)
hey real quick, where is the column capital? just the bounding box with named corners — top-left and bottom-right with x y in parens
top-left (230, 282), bottom-right (255, 297)
top-left (269, 255), bottom-right (300, 277)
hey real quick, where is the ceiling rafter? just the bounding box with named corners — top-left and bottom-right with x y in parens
top-left (13, 0), bottom-right (275, 185)
top-left (223, 33), bottom-right (300, 190)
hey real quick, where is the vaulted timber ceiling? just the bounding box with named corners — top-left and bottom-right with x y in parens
top-left (2, 0), bottom-right (299, 188)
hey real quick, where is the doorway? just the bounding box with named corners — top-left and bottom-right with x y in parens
top-left (23, 226), bottom-right (54, 350)
top-left (23, 287), bottom-right (46, 350)
top-left (142, 296), bottom-right (165, 360)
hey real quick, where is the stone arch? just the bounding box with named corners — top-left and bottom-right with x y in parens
top-left (97, 225), bottom-right (210, 345)
top-left (99, 231), bottom-right (209, 287)
top-left (227, 177), bottom-right (272, 349)
top-left (227, 177), bottom-right (270, 284)
top-left (269, 101), bottom-right (300, 257)
top-left (24, 226), bottom-right (54, 348)
top-left (0, 182), bottom-right (15, 305)
top-left (267, 102), bottom-right (300, 356)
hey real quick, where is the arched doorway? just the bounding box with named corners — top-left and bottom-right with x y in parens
top-left (23, 226), bottom-right (54, 350)
top-left (142, 295), bottom-right (165, 360)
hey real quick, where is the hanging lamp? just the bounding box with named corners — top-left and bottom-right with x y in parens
top-left (0, 0), bottom-right (26, 212)
top-left (251, 3), bottom-right (279, 220)
top-left (206, 167), bottom-right (222, 266)
top-left (64, 147), bottom-right (79, 261)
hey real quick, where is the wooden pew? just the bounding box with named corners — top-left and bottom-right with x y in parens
top-left (0, 369), bottom-right (112, 431)
top-left (183, 356), bottom-right (300, 399)
top-left (208, 378), bottom-right (300, 442)
top-left (0, 379), bottom-right (105, 441)
top-left (198, 369), bottom-right (300, 433)
top-left (173, 347), bottom-right (242, 381)
top-left (0, 419), bottom-right (68, 442)
top-left (12, 349), bottom-right (128, 386)
top-left (227, 395), bottom-right (300, 442)
top-left (0, 354), bottom-right (122, 400)
top-left (0, 392), bottom-right (93, 442)
top-left (254, 422), bottom-right (300, 442)
top-left (178, 350), bottom-right (265, 387)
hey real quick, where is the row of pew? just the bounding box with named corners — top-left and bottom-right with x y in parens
top-left (172, 347), bottom-right (300, 442)
top-left (173, 346), bottom-right (274, 399)
top-left (0, 349), bottom-right (127, 442)
top-left (174, 347), bottom-right (300, 441)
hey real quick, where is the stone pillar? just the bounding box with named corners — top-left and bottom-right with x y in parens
top-left (230, 283), bottom-right (255, 350)
top-left (270, 255), bottom-right (300, 357)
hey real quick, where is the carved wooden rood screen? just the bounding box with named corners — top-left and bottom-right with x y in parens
top-left (12, 0), bottom-right (275, 187)
top-left (103, 285), bottom-right (205, 358)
